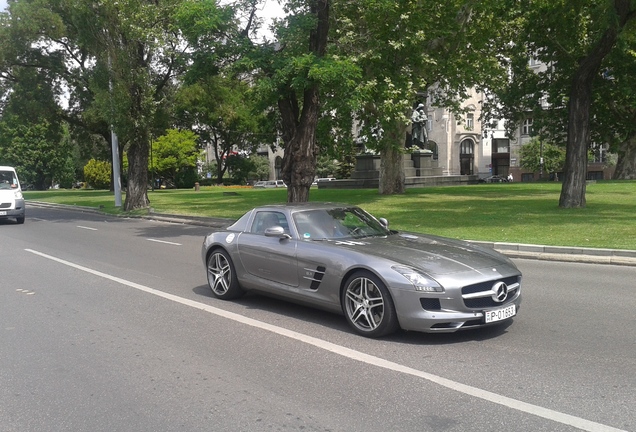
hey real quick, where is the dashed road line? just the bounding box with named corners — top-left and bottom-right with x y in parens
top-left (147, 238), bottom-right (182, 246)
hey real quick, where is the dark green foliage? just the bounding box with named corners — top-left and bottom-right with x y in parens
top-left (225, 154), bottom-right (255, 185)
top-left (0, 121), bottom-right (74, 190)
top-left (315, 155), bottom-right (339, 178)
top-left (175, 167), bottom-right (199, 189)
top-left (248, 155), bottom-right (270, 181)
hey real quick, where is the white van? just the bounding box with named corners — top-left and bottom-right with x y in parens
top-left (0, 166), bottom-right (25, 224)
top-left (254, 180), bottom-right (287, 188)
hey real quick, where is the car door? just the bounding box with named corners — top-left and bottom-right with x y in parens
top-left (236, 211), bottom-right (299, 287)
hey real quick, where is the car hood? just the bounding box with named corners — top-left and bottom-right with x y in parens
top-left (331, 232), bottom-right (515, 276)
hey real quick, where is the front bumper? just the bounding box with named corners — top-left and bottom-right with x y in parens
top-left (0, 198), bottom-right (25, 218)
top-left (390, 276), bottom-right (522, 333)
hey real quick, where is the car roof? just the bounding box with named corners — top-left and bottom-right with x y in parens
top-left (227, 202), bottom-right (364, 232)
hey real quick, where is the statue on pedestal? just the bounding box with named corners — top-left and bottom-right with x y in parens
top-left (411, 103), bottom-right (428, 149)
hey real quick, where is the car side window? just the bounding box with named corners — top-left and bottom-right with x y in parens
top-left (250, 211), bottom-right (290, 235)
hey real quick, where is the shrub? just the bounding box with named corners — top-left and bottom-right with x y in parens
top-left (83, 159), bottom-right (111, 189)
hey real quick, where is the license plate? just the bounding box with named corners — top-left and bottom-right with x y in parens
top-left (0, 211), bottom-right (6, 216)
top-left (484, 304), bottom-right (516, 323)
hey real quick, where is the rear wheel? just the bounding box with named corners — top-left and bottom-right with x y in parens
top-left (206, 249), bottom-right (243, 300)
top-left (341, 271), bottom-right (399, 338)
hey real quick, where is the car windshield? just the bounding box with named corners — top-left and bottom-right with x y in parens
top-left (0, 171), bottom-right (17, 189)
top-left (293, 207), bottom-right (391, 240)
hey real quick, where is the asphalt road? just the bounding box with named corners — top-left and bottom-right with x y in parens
top-left (1, 207), bottom-right (634, 432)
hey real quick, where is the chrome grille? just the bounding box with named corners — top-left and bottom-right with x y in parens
top-left (461, 276), bottom-right (520, 309)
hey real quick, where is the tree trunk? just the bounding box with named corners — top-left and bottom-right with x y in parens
top-left (560, 81), bottom-right (592, 208)
top-left (124, 136), bottom-right (150, 210)
top-left (559, 0), bottom-right (634, 208)
top-left (613, 133), bottom-right (636, 179)
top-left (378, 123), bottom-right (406, 195)
top-left (278, 0), bottom-right (329, 203)
top-left (279, 87), bottom-right (319, 203)
top-left (124, 81), bottom-right (150, 210)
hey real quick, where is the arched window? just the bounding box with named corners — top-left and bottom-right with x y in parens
top-left (275, 156), bottom-right (283, 180)
top-left (460, 139), bottom-right (474, 155)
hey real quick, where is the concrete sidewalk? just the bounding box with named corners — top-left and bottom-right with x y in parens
top-left (27, 201), bottom-right (636, 267)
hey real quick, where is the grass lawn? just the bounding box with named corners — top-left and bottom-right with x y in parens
top-left (24, 180), bottom-right (636, 250)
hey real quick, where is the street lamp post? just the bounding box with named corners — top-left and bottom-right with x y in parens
top-left (108, 55), bottom-right (122, 208)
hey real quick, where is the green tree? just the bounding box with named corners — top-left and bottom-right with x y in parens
top-left (0, 121), bottom-right (73, 189)
top-left (0, 0), bottom-right (201, 209)
top-left (225, 153), bottom-right (254, 185)
top-left (175, 75), bottom-right (267, 184)
top-left (0, 0), bottom-right (113, 189)
top-left (150, 129), bottom-right (201, 188)
top-left (246, 0), bottom-right (332, 202)
top-left (0, 64), bottom-right (74, 189)
top-left (83, 0), bottom-right (188, 209)
top-left (483, 0), bottom-right (636, 207)
top-left (519, 138), bottom-right (566, 179)
top-left (592, 26), bottom-right (636, 180)
top-left (326, 0), bottom-right (513, 194)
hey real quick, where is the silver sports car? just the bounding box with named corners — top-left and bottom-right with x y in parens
top-left (202, 203), bottom-right (521, 338)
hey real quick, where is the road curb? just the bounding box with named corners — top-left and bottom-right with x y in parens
top-left (468, 241), bottom-right (636, 267)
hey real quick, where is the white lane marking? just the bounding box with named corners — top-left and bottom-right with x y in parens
top-left (147, 238), bottom-right (182, 246)
top-left (16, 289), bottom-right (35, 295)
top-left (77, 226), bottom-right (98, 231)
top-left (25, 248), bottom-right (626, 432)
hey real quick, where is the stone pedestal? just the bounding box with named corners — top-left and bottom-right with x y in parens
top-left (412, 152), bottom-right (433, 169)
top-left (324, 154), bottom-right (382, 189)
top-left (354, 154), bottom-right (381, 172)
top-left (411, 151), bottom-right (443, 176)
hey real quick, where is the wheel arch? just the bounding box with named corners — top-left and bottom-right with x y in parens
top-left (338, 266), bottom-right (395, 309)
top-left (205, 244), bottom-right (229, 264)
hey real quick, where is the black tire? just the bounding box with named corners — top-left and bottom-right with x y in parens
top-left (206, 249), bottom-right (244, 300)
top-left (341, 271), bottom-right (399, 338)
top-left (16, 216), bottom-right (25, 224)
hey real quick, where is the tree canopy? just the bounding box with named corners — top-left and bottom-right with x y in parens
top-left (1, 0), bottom-right (634, 209)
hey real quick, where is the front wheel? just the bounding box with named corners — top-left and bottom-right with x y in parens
top-left (206, 249), bottom-right (243, 300)
top-left (341, 271), bottom-right (399, 338)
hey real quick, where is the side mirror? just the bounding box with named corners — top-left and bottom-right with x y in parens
top-left (264, 226), bottom-right (291, 239)
top-left (379, 217), bottom-right (389, 228)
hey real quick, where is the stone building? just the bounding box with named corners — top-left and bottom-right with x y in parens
top-left (423, 87), bottom-right (491, 178)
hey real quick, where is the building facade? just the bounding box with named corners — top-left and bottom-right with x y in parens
top-left (423, 87), bottom-right (491, 178)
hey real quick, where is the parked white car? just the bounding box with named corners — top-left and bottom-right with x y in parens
top-left (254, 180), bottom-right (287, 188)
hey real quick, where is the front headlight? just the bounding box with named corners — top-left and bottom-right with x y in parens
top-left (14, 191), bottom-right (23, 199)
top-left (392, 265), bottom-right (444, 292)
